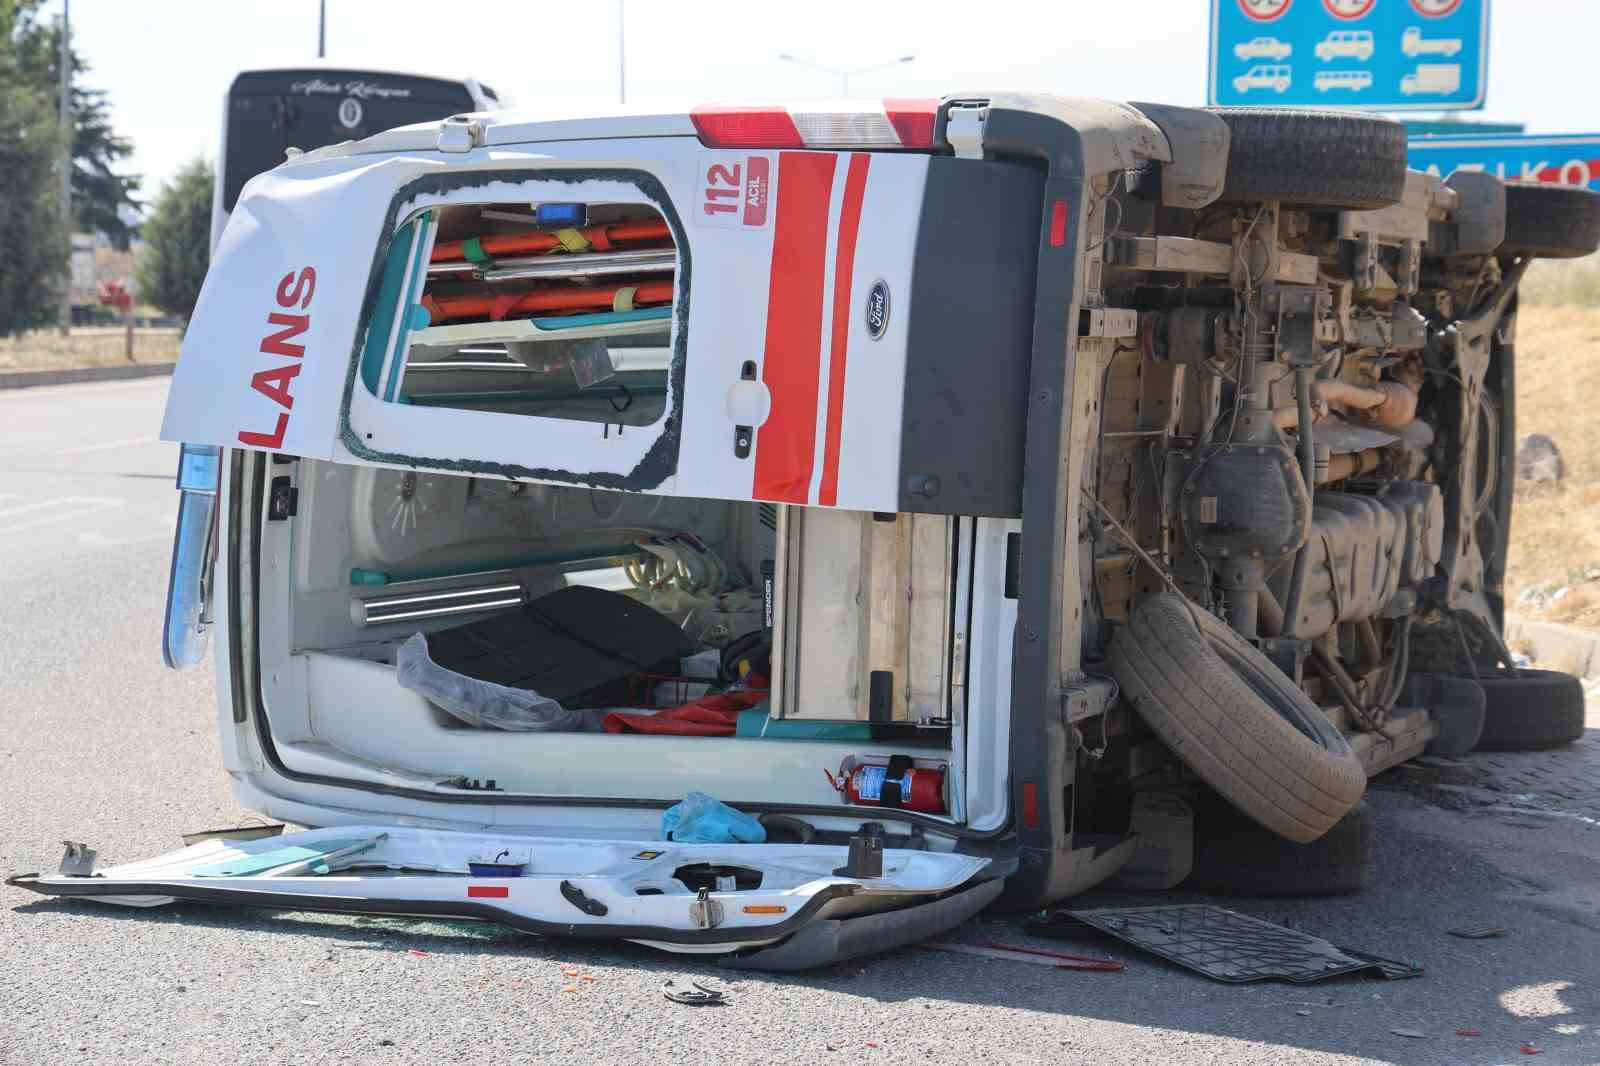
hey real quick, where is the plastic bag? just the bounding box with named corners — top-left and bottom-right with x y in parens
top-left (395, 632), bottom-right (599, 732)
top-left (660, 791), bottom-right (767, 844)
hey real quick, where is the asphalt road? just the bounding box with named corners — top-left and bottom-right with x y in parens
top-left (2, 379), bottom-right (1598, 1066)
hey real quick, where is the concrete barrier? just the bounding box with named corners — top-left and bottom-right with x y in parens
top-left (0, 362), bottom-right (176, 391)
top-left (1506, 615), bottom-right (1600, 681)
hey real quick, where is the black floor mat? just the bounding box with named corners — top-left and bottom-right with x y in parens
top-left (1055, 905), bottom-right (1423, 983)
top-left (423, 585), bottom-right (694, 706)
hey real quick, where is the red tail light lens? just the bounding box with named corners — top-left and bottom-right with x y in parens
top-left (690, 107), bottom-right (804, 149)
top-left (691, 101), bottom-right (942, 149)
top-left (883, 98), bottom-right (939, 148)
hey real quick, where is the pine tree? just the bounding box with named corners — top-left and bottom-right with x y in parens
top-left (5, 0), bottom-right (140, 248)
top-left (0, 4), bottom-right (65, 336)
top-left (136, 157), bottom-right (213, 320)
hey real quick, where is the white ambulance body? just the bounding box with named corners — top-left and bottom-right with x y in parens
top-left (12, 96), bottom-right (1203, 968)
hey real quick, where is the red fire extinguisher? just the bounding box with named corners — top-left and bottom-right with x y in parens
top-left (827, 755), bottom-right (948, 814)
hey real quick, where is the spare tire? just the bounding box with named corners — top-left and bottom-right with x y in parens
top-left (1471, 667), bottom-right (1587, 750)
top-left (1501, 182), bottom-right (1600, 259)
top-left (1204, 107), bottom-right (1408, 210)
top-left (1187, 795), bottom-right (1372, 898)
top-left (1108, 593), bottom-right (1367, 843)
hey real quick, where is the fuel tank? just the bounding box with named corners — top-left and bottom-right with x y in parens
top-left (1268, 482), bottom-right (1443, 638)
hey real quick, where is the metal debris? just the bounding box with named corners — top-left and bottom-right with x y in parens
top-left (918, 940), bottom-right (1123, 972)
top-left (1447, 925), bottom-right (1507, 939)
top-left (662, 979), bottom-right (728, 1006)
top-left (57, 841), bottom-right (97, 877)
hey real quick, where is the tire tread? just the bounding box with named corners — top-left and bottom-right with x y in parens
top-left (1473, 668), bottom-right (1586, 750)
top-left (1109, 594), bottom-right (1366, 843)
top-left (1204, 107), bottom-right (1408, 210)
top-left (1501, 182), bottom-right (1600, 259)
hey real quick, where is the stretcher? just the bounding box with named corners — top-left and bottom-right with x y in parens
top-left (423, 280), bottom-right (674, 324)
top-left (430, 219), bottom-right (670, 263)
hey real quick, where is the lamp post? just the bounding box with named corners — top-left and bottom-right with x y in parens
top-left (57, 0), bottom-right (71, 336)
top-left (777, 52), bottom-right (916, 95)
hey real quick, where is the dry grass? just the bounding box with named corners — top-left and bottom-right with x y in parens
top-left (0, 327), bottom-right (181, 371)
top-left (1505, 304), bottom-right (1600, 627)
top-left (1521, 252), bottom-right (1600, 308)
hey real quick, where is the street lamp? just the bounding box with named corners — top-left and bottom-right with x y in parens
top-left (777, 53), bottom-right (916, 95)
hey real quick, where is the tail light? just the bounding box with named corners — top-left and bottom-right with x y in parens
top-left (162, 443), bottom-right (222, 670)
top-left (691, 99), bottom-right (940, 150)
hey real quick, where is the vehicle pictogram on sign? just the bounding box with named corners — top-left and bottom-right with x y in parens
top-left (1402, 26), bottom-right (1463, 56)
top-left (1316, 29), bottom-right (1375, 60)
top-left (1410, 0), bottom-right (1463, 16)
top-left (1323, 0), bottom-right (1376, 19)
top-left (1238, 0), bottom-right (1293, 22)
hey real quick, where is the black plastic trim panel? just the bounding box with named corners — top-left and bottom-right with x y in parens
top-left (897, 156), bottom-right (1044, 517)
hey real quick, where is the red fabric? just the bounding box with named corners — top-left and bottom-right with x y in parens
top-left (602, 688), bottom-right (767, 736)
top-left (489, 292), bottom-right (523, 322)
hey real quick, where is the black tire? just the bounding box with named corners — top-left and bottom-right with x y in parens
top-left (1187, 795), bottom-right (1371, 897)
top-left (1204, 107), bottom-right (1408, 210)
top-left (1108, 593), bottom-right (1367, 844)
top-left (1501, 182), bottom-right (1600, 259)
top-left (1471, 668), bottom-right (1587, 751)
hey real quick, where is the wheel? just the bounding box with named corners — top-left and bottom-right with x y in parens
top-left (1501, 182), bottom-right (1600, 259)
top-left (1108, 593), bottom-right (1367, 844)
top-left (1470, 668), bottom-right (1587, 751)
top-left (1204, 107), bottom-right (1409, 210)
top-left (1186, 795), bottom-right (1371, 897)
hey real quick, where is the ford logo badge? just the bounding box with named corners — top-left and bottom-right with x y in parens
top-left (865, 279), bottom-right (890, 341)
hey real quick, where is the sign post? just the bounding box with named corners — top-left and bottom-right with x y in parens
top-left (1209, 0), bottom-right (1490, 111)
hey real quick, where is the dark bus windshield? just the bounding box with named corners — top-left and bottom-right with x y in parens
top-left (222, 69), bottom-right (487, 213)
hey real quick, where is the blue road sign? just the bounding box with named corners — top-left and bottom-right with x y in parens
top-left (1409, 134), bottom-right (1600, 191)
top-left (1209, 0), bottom-right (1489, 111)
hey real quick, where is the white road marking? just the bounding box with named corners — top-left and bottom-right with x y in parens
top-left (0, 375), bottom-right (172, 402)
top-left (0, 496), bottom-right (125, 536)
top-left (77, 529), bottom-right (174, 547)
top-left (56, 435), bottom-right (157, 456)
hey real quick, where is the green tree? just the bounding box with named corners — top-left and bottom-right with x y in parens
top-left (136, 157), bottom-right (213, 320)
top-left (0, 5), bottom-right (65, 336)
top-left (5, 0), bottom-right (140, 248)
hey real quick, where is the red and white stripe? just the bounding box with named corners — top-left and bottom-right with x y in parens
top-left (752, 151), bottom-right (837, 503)
top-left (691, 100), bottom-right (938, 150)
top-left (747, 149), bottom-right (921, 508)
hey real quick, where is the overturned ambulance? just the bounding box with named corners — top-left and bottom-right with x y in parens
top-left (12, 96), bottom-right (1599, 969)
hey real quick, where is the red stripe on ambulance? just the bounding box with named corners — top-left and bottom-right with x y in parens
top-left (752, 152), bottom-right (836, 503)
top-left (818, 153), bottom-right (871, 507)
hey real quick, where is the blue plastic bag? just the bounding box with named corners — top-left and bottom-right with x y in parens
top-left (661, 791), bottom-right (767, 844)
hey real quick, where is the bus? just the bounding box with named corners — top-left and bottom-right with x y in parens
top-left (211, 66), bottom-right (499, 250)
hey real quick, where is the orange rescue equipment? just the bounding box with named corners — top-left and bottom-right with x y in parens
top-left (430, 219), bottom-right (671, 263)
top-left (426, 279), bottom-right (675, 323)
